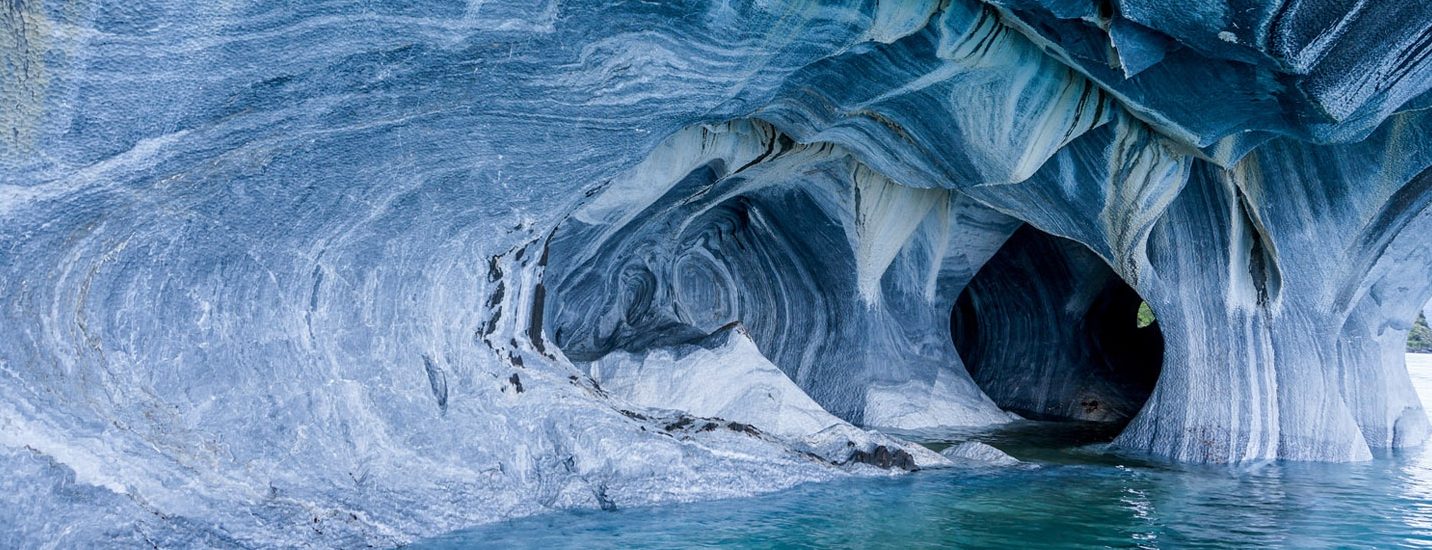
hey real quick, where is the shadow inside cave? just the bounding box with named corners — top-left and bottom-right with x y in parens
top-left (952, 225), bottom-right (1164, 428)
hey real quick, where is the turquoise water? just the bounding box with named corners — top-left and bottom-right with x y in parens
top-left (415, 356), bottom-right (1432, 548)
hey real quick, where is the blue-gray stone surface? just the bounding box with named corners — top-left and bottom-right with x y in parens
top-left (3, 0), bottom-right (1432, 546)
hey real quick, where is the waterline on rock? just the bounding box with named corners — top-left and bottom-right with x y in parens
top-left (414, 355), bottom-right (1432, 548)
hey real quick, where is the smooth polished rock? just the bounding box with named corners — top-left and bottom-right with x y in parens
top-left (3, 0), bottom-right (1432, 546)
top-left (939, 441), bottom-right (1021, 466)
top-left (986, 0), bottom-right (1432, 147)
top-left (588, 323), bottom-right (844, 440)
top-left (544, 120), bottom-right (1018, 431)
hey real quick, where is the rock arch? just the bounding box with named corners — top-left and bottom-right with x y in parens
top-left (952, 225), bottom-right (1163, 424)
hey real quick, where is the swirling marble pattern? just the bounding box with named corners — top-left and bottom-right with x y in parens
top-left (544, 120), bottom-right (1017, 429)
top-left (3, 0), bottom-right (1432, 545)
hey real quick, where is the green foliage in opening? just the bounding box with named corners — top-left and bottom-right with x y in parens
top-left (1410, 314), bottom-right (1432, 353)
top-left (1136, 301), bottom-right (1156, 329)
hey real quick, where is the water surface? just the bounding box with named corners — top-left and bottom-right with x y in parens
top-left (416, 355), bottom-right (1432, 548)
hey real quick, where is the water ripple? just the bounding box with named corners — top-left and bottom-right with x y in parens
top-left (415, 357), bottom-right (1432, 549)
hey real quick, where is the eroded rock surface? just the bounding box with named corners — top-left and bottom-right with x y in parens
top-left (940, 442), bottom-right (1021, 467)
top-left (3, 0), bottom-right (1431, 546)
top-left (586, 322), bottom-right (948, 469)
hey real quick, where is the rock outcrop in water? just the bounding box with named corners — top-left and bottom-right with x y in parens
top-left (3, 0), bottom-right (1432, 545)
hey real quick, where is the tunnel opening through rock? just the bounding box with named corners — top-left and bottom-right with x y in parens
top-left (951, 225), bottom-right (1164, 424)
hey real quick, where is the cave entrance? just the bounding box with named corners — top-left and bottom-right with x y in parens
top-left (951, 225), bottom-right (1163, 424)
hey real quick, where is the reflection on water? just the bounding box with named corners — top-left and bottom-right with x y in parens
top-left (415, 355), bottom-right (1432, 549)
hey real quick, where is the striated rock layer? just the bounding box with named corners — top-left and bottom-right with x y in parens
top-left (2, 0), bottom-right (1431, 546)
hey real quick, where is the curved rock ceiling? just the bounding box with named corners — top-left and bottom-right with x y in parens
top-left (3, 0), bottom-right (1432, 545)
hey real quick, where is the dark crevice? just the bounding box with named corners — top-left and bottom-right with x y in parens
top-left (952, 225), bottom-right (1163, 424)
top-left (421, 354), bottom-right (449, 413)
top-left (1232, 189), bottom-right (1282, 307)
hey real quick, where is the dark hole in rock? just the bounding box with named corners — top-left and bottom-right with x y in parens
top-left (951, 225), bottom-right (1164, 424)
